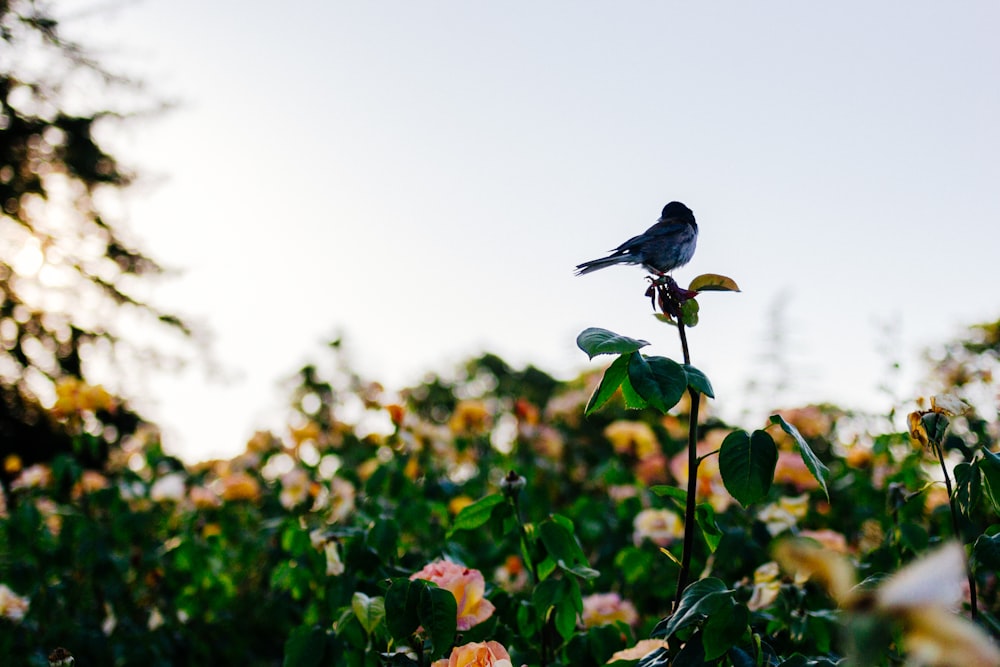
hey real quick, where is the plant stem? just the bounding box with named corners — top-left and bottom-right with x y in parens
top-left (931, 439), bottom-right (978, 619)
top-left (673, 320), bottom-right (701, 611)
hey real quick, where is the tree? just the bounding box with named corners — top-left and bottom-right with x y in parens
top-left (0, 1), bottom-right (189, 470)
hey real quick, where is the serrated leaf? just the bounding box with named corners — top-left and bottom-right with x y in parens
top-left (683, 364), bottom-right (715, 398)
top-left (352, 592), bottom-right (385, 635)
top-left (585, 353), bottom-right (631, 415)
top-left (577, 327), bottom-right (650, 359)
top-left (688, 273), bottom-right (741, 292)
top-left (628, 354), bottom-right (686, 414)
top-left (719, 430), bottom-right (778, 507)
top-left (448, 493), bottom-right (504, 537)
top-left (769, 415), bottom-right (830, 499)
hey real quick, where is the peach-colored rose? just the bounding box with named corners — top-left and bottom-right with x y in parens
top-left (580, 592), bottom-right (638, 628)
top-left (430, 641), bottom-right (513, 667)
top-left (633, 508), bottom-right (684, 547)
top-left (604, 420), bottom-right (658, 459)
top-left (218, 471), bottom-right (261, 502)
top-left (609, 639), bottom-right (670, 662)
top-left (773, 450), bottom-right (820, 491)
top-left (799, 529), bottom-right (849, 554)
top-left (411, 560), bottom-right (495, 630)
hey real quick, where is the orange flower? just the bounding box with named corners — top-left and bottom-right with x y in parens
top-left (604, 420), bottom-right (658, 459)
top-left (218, 471), bottom-right (261, 502)
top-left (430, 641), bottom-right (513, 667)
top-left (410, 560), bottom-right (495, 631)
top-left (449, 400), bottom-right (492, 436)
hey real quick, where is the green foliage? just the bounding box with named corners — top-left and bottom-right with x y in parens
top-left (2, 309), bottom-right (1000, 666)
top-left (719, 430), bottom-right (778, 507)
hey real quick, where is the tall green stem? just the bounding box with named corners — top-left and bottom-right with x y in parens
top-left (931, 439), bottom-right (979, 620)
top-left (673, 320), bottom-right (701, 611)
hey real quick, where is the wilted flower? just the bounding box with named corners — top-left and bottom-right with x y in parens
top-left (430, 640), bottom-right (513, 667)
top-left (311, 530), bottom-right (346, 577)
top-left (0, 583), bottom-right (29, 622)
top-left (150, 472), bottom-right (186, 503)
top-left (774, 540), bottom-right (1000, 667)
top-left (580, 592), bottom-right (638, 628)
top-left (633, 508), bottom-right (684, 547)
top-left (411, 560), bottom-right (495, 631)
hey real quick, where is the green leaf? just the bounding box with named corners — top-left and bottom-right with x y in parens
top-left (384, 578), bottom-right (421, 640)
top-left (683, 364), bottom-right (715, 398)
top-left (577, 327), bottom-right (649, 359)
top-left (654, 578), bottom-right (733, 639)
top-left (954, 461), bottom-right (982, 517)
top-left (448, 493), bottom-right (504, 537)
top-left (351, 592), bottom-right (385, 635)
top-left (681, 298), bottom-right (700, 327)
top-left (688, 273), bottom-right (741, 292)
top-left (719, 429), bottom-right (778, 507)
top-left (973, 533), bottom-right (1000, 570)
top-left (419, 584), bottom-right (457, 659)
top-left (769, 415), bottom-right (830, 499)
top-left (980, 449), bottom-right (1000, 514)
top-left (702, 599), bottom-right (749, 660)
top-left (283, 625), bottom-right (326, 667)
top-left (696, 503), bottom-right (723, 553)
top-left (585, 353), bottom-right (631, 415)
top-left (651, 485), bottom-right (688, 504)
top-left (627, 354), bottom-right (686, 414)
top-left (539, 518), bottom-right (588, 569)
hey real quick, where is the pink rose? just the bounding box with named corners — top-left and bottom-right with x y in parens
top-left (430, 641), bottom-right (513, 667)
top-left (410, 560), bottom-right (495, 630)
top-left (580, 592), bottom-right (639, 628)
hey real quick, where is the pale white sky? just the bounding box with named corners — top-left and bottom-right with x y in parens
top-left (65, 2), bottom-right (1000, 461)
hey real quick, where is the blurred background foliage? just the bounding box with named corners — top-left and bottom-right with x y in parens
top-left (0, 0), bottom-right (190, 476)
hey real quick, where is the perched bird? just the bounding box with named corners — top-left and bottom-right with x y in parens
top-left (575, 201), bottom-right (698, 276)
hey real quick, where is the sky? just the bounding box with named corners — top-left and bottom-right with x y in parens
top-left (60, 1), bottom-right (1000, 462)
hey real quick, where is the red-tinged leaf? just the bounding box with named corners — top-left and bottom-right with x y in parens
top-left (688, 274), bottom-right (741, 292)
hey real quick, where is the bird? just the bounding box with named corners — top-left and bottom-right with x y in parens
top-left (575, 201), bottom-right (698, 276)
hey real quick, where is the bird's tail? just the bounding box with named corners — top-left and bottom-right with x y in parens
top-left (574, 255), bottom-right (626, 275)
